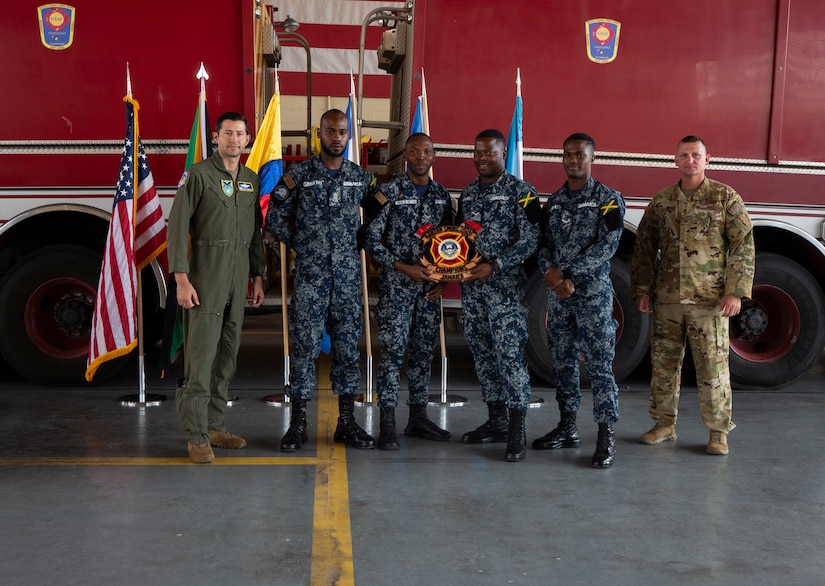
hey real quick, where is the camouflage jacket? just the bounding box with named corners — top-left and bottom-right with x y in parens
top-left (362, 174), bottom-right (454, 271)
top-left (538, 177), bottom-right (624, 297)
top-left (265, 156), bottom-right (375, 262)
top-left (457, 172), bottom-right (541, 273)
top-left (631, 178), bottom-right (755, 305)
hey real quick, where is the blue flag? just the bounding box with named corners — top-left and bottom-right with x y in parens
top-left (505, 95), bottom-right (523, 179)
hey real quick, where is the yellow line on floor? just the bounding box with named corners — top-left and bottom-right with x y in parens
top-left (310, 373), bottom-right (356, 586)
top-left (0, 457), bottom-right (319, 466)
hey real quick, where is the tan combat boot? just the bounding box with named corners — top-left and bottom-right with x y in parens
top-left (640, 422), bottom-right (677, 445)
top-left (209, 429), bottom-right (247, 449)
top-left (188, 441), bottom-right (215, 464)
top-left (706, 431), bottom-right (729, 455)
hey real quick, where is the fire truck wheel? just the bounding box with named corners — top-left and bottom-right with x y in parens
top-left (0, 245), bottom-right (132, 385)
top-left (524, 258), bottom-right (650, 384)
top-left (729, 252), bottom-right (825, 389)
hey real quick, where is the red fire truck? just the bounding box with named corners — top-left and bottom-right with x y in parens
top-left (2, 0), bottom-right (824, 390)
top-left (368, 0), bottom-right (825, 390)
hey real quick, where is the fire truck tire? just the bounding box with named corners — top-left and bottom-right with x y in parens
top-left (729, 252), bottom-right (825, 390)
top-left (0, 245), bottom-right (132, 385)
top-left (525, 258), bottom-right (650, 384)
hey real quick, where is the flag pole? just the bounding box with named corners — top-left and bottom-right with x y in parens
top-left (120, 63), bottom-right (164, 407)
top-left (419, 68), bottom-right (466, 407)
top-left (507, 68), bottom-right (542, 407)
top-left (348, 70), bottom-right (374, 405)
top-left (277, 71), bottom-right (291, 404)
top-left (257, 71), bottom-right (293, 406)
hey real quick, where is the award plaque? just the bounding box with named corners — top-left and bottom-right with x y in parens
top-left (417, 221), bottom-right (482, 281)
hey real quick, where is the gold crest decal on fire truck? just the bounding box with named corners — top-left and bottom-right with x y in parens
top-left (585, 19), bottom-right (620, 64)
top-left (38, 4), bottom-right (76, 51)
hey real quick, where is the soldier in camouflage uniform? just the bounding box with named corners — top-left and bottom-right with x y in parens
top-left (167, 112), bottom-right (266, 464)
top-left (266, 109), bottom-right (377, 452)
top-left (631, 135), bottom-right (755, 456)
top-left (533, 133), bottom-right (625, 469)
top-left (362, 133), bottom-right (454, 449)
top-left (458, 129), bottom-right (541, 462)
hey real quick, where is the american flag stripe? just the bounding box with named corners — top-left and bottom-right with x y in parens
top-left (86, 96), bottom-right (163, 381)
top-left (134, 170), bottom-right (165, 270)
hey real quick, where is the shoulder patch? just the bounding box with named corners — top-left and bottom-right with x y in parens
top-left (271, 176), bottom-right (296, 204)
top-left (601, 198), bottom-right (622, 231)
top-left (177, 171), bottom-right (188, 188)
top-left (361, 190), bottom-right (387, 223)
top-left (273, 184), bottom-right (290, 201)
top-left (519, 190), bottom-right (542, 224)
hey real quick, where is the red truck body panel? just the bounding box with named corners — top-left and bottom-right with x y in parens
top-left (411, 0), bottom-right (825, 203)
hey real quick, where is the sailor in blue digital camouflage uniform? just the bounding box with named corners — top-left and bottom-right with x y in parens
top-left (265, 109), bottom-right (376, 452)
top-left (533, 133), bottom-right (625, 468)
top-left (458, 129), bottom-right (541, 462)
top-left (362, 133), bottom-right (454, 450)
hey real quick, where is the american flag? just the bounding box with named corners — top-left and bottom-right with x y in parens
top-left (86, 96), bottom-right (164, 381)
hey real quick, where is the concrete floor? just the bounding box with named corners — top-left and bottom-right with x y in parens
top-left (1, 314), bottom-right (824, 585)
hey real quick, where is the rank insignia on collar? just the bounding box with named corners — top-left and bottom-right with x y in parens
top-left (221, 180), bottom-right (234, 196)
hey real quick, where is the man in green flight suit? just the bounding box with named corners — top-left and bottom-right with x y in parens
top-left (167, 112), bottom-right (266, 464)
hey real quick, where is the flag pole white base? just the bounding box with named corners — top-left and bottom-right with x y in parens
top-left (427, 356), bottom-right (467, 406)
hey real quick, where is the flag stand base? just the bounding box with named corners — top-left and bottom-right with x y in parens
top-left (427, 393), bottom-right (468, 407)
top-left (427, 357), bottom-right (467, 406)
top-left (263, 393), bottom-right (289, 406)
top-left (354, 356), bottom-right (375, 406)
top-left (119, 393), bottom-right (166, 407)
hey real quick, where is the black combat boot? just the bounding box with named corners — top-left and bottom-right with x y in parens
top-left (532, 411), bottom-right (581, 450)
top-left (333, 394), bottom-right (375, 449)
top-left (505, 408), bottom-right (527, 462)
top-left (461, 400), bottom-right (509, 443)
top-left (405, 404), bottom-right (451, 441)
top-left (378, 407), bottom-right (400, 450)
top-left (280, 399), bottom-right (308, 452)
top-left (592, 423), bottom-right (615, 468)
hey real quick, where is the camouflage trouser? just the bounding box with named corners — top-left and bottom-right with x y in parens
top-left (289, 260), bottom-right (362, 400)
top-left (376, 272), bottom-right (440, 408)
top-left (547, 290), bottom-right (619, 423)
top-left (461, 274), bottom-right (532, 410)
top-left (649, 303), bottom-right (735, 432)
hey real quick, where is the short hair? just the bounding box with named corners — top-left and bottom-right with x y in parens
top-left (406, 132), bottom-right (432, 146)
top-left (215, 112), bottom-right (248, 134)
top-left (679, 135), bottom-right (707, 150)
top-left (564, 133), bottom-right (595, 150)
top-left (475, 128), bottom-right (506, 147)
top-left (321, 109), bottom-right (347, 125)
